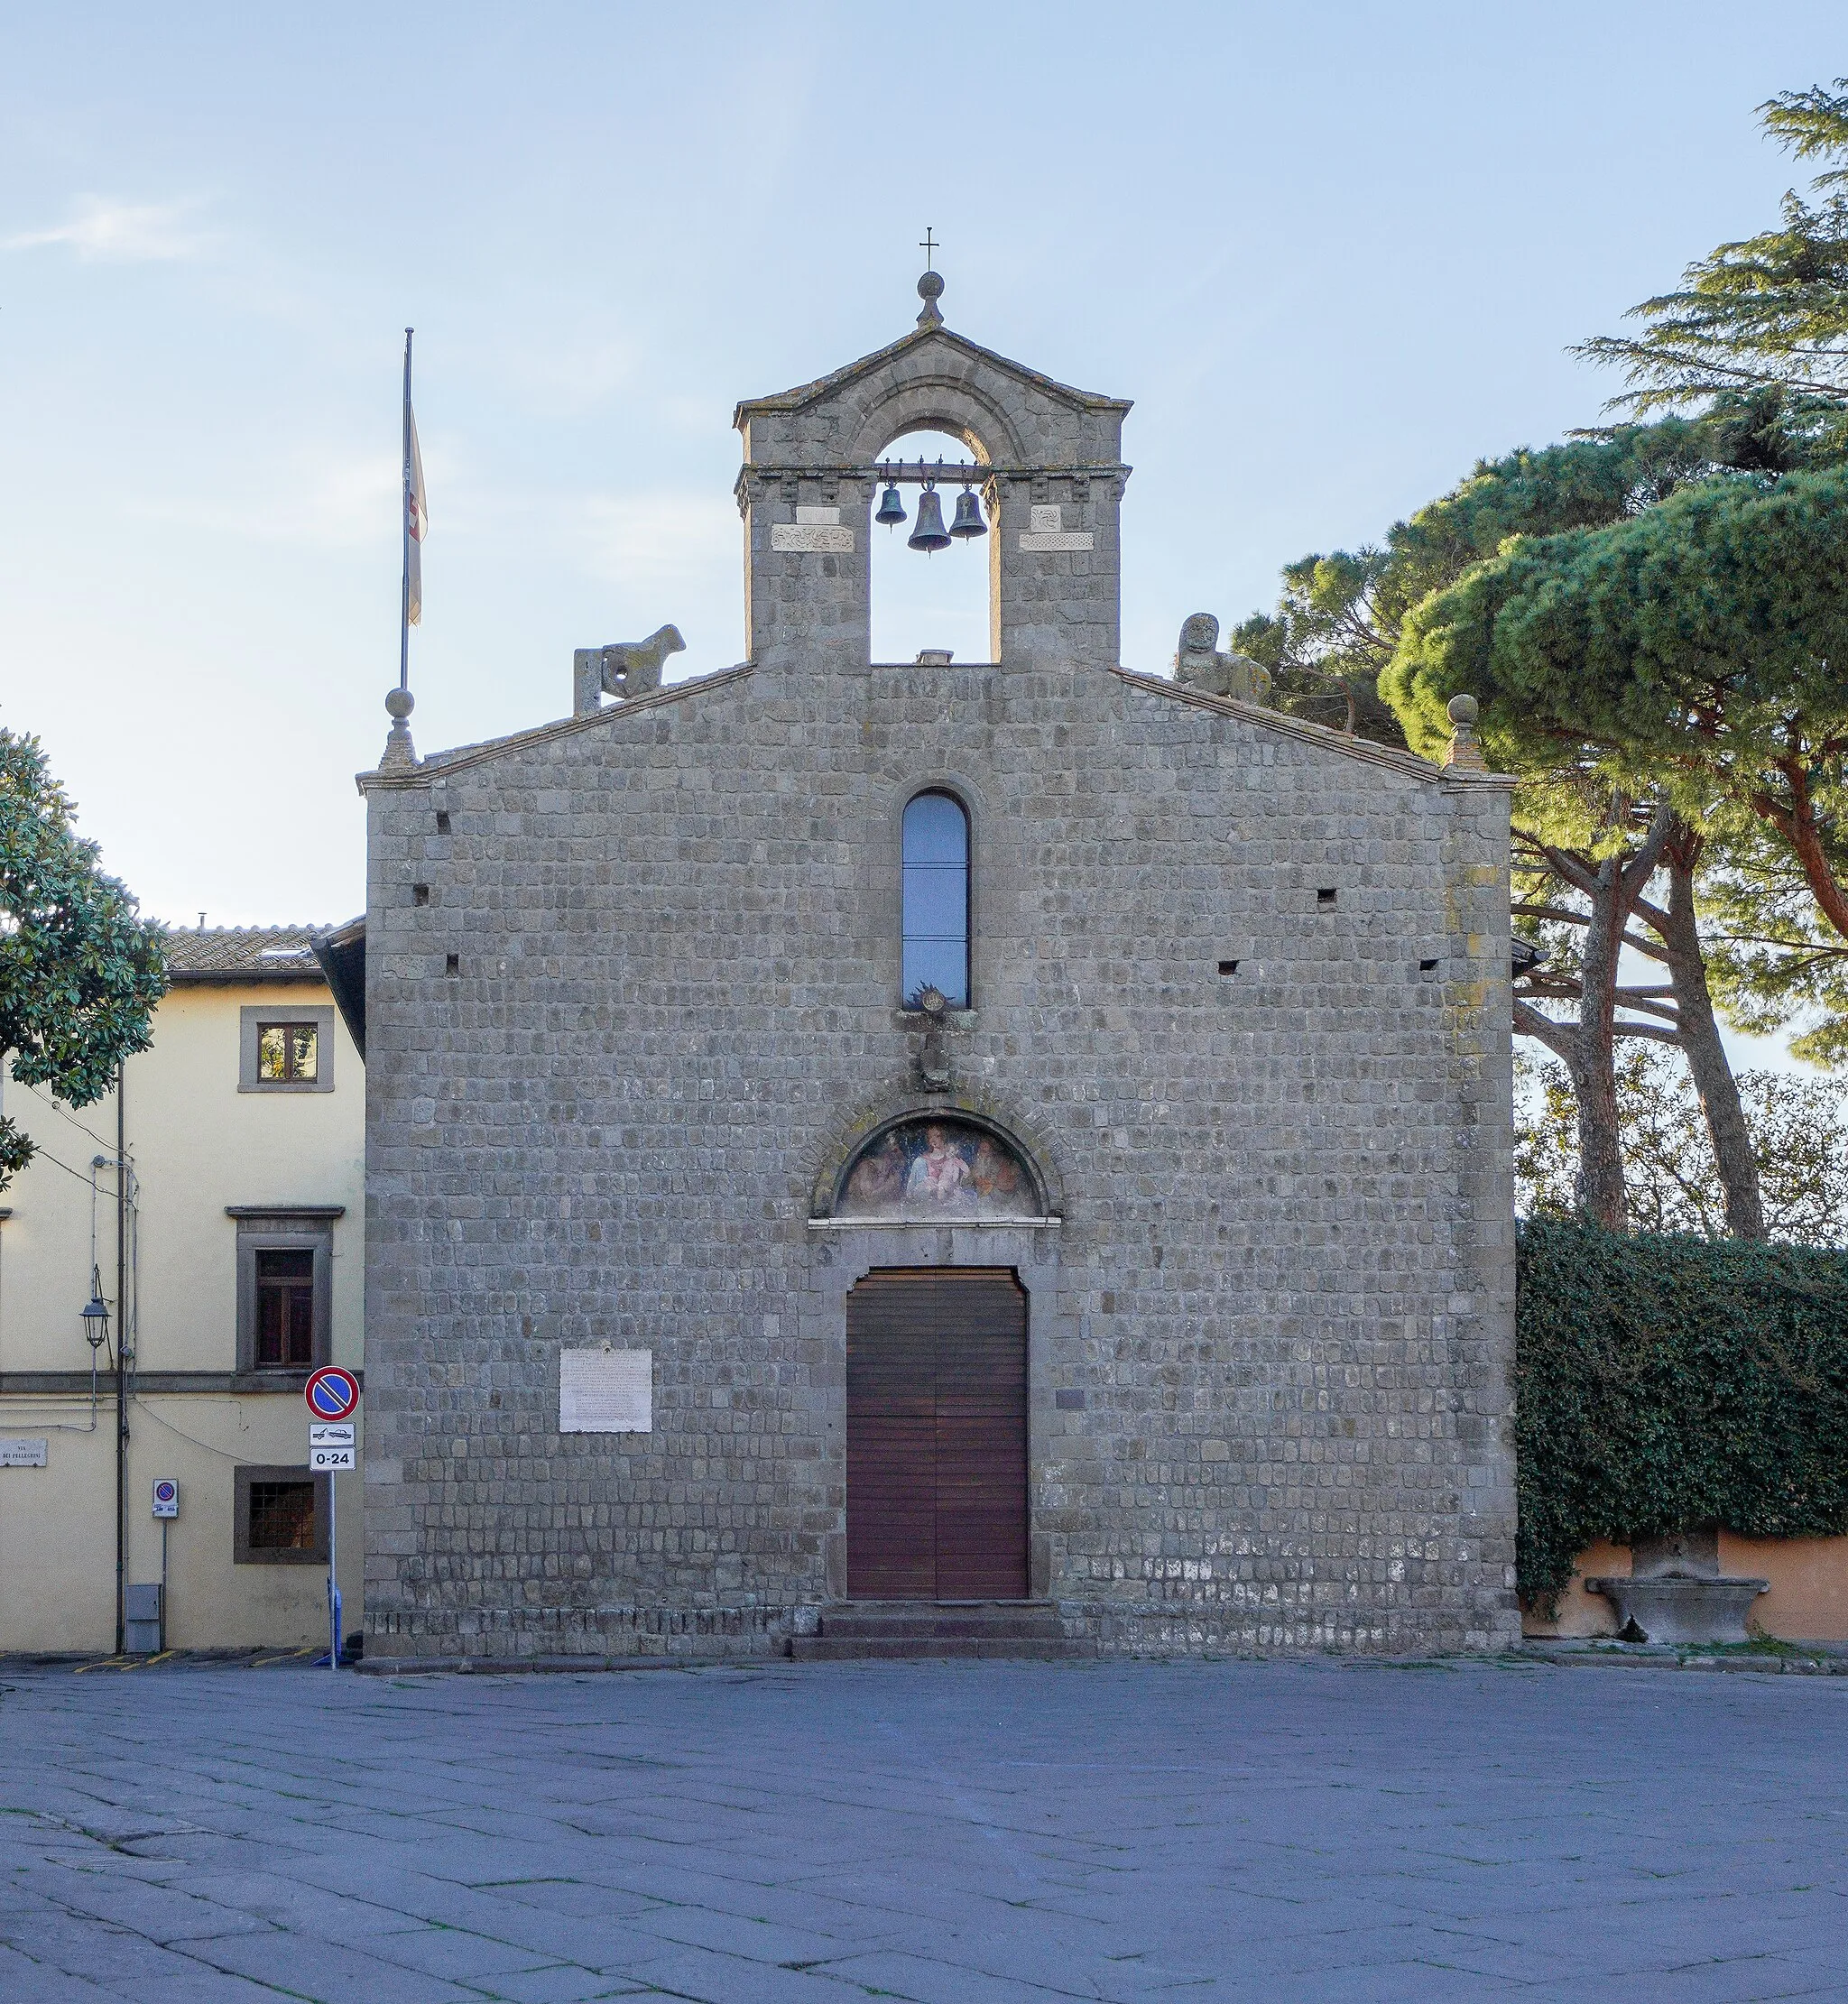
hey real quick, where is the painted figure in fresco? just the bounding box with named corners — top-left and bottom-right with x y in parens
top-left (970, 1137), bottom-right (1025, 1209)
top-left (904, 1124), bottom-right (973, 1207)
top-left (843, 1135), bottom-right (905, 1213)
top-left (838, 1120), bottom-right (1033, 1217)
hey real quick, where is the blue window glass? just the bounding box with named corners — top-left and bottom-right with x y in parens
top-left (901, 792), bottom-right (970, 1008)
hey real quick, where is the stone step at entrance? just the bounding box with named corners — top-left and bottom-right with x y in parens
top-left (789, 1601), bottom-right (1096, 1661)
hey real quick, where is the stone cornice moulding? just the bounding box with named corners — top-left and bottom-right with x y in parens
top-left (1105, 667), bottom-right (1518, 791)
top-left (356, 662), bottom-right (755, 792)
top-left (734, 461), bottom-right (1133, 510)
top-left (224, 1205), bottom-right (348, 1220)
top-left (734, 323), bottom-right (1132, 422)
top-left (0, 1368), bottom-right (364, 1397)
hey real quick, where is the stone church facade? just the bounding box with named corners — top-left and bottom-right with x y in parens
top-left (355, 277), bottom-right (1520, 1662)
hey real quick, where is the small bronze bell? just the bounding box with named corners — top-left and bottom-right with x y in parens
top-left (908, 485), bottom-right (950, 553)
top-left (949, 486), bottom-right (986, 539)
top-left (875, 482), bottom-right (907, 528)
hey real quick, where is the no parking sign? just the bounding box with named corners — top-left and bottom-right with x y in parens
top-left (304, 1366), bottom-right (360, 1421)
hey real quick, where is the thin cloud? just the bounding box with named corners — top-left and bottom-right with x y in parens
top-left (506, 335), bottom-right (639, 417)
top-left (131, 443), bottom-right (402, 549)
top-left (3, 196), bottom-right (211, 263)
top-left (574, 492), bottom-right (739, 593)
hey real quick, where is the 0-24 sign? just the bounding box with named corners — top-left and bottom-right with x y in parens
top-left (309, 1423), bottom-right (356, 1472)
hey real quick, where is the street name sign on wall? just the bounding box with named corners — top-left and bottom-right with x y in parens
top-left (0, 1438), bottom-right (48, 1468)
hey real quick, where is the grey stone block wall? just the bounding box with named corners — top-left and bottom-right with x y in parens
top-left (360, 660), bottom-right (1518, 1659)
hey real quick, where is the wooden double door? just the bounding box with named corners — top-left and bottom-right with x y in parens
top-left (845, 1268), bottom-right (1029, 1600)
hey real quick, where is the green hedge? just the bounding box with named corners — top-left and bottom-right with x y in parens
top-left (1515, 1219), bottom-right (1848, 1611)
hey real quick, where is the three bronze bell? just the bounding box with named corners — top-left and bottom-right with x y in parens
top-left (875, 470), bottom-right (987, 553)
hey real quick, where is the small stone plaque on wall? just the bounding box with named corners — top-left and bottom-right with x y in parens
top-left (772, 506), bottom-right (855, 553)
top-left (0, 1438), bottom-right (48, 1467)
top-left (1019, 504), bottom-right (1093, 552)
top-left (559, 1349), bottom-right (652, 1433)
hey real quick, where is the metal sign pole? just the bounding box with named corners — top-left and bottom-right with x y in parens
top-left (304, 1367), bottom-right (359, 1673)
top-left (328, 1465), bottom-right (338, 1673)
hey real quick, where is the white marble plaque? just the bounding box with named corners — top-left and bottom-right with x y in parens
top-left (795, 504), bottom-right (841, 525)
top-left (1029, 504), bottom-right (1064, 531)
top-left (1019, 531), bottom-right (1094, 551)
top-left (559, 1348), bottom-right (652, 1433)
top-left (0, 1438), bottom-right (48, 1468)
top-left (772, 523), bottom-right (855, 552)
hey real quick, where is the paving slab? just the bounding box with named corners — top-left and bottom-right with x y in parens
top-left (0, 1655), bottom-right (1844, 2004)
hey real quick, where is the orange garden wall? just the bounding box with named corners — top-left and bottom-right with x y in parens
top-left (1524, 1533), bottom-right (1848, 1641)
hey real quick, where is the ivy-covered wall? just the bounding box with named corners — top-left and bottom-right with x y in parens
top-left (1516, 1220), bottom-right (1848, 1610)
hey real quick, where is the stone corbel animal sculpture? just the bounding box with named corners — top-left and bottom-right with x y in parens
top-left (572, 624), bottom-right (687, 715)
top-left (1174, 614), bottom-right (1272, 706)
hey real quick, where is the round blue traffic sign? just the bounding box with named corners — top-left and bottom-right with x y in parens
top-left (304, 1366), bottom-right (361, 1421)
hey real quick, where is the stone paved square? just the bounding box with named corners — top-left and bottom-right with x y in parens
top-left (1, 1657), bottom-right (1843, 2003)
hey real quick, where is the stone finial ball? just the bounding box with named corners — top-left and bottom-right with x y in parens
top-left (1446, 693), bottom-right (1479, 726)
top-left (385, 687), bottom-right (416, 720)
top-left (918, 270), bottom-right (945, 305)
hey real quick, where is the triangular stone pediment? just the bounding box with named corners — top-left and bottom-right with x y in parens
top-left (735, 324), bottom-right (1129, 429)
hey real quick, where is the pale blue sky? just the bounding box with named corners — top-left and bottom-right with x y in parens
top-left (3, 3), bottom-right (1843, 941)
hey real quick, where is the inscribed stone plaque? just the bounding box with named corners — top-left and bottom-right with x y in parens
top-left (559, 1349), bottom-right (652, 1433)
top-left (1019, 531), bottom-right (1094, 551)
top-left (0, 1438), bottom-right (48, 1468)
top-left (772, 523), bottom-right (855, 552)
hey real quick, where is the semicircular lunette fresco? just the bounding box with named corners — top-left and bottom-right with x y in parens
top-left (836, 1118), bottom-right (1040, 1219)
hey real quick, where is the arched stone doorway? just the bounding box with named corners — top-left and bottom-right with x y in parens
top-left (845, 1267), bottom-right (1028, 1601)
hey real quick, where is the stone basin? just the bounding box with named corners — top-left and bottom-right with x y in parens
top-left (1586, 1575), bottom-right (1769, 1646)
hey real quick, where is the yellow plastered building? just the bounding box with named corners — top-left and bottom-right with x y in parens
top-left (0, 926), bottom-right (364, 1654)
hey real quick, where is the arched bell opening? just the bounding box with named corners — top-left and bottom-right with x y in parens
top-left (868, 426), bottom-right (997, 667)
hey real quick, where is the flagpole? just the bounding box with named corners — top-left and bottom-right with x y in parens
top-left (399, 328), bottom-right (414, 694)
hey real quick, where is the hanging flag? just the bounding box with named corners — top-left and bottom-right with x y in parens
top-left (405, 405), bottom-right (428, 626)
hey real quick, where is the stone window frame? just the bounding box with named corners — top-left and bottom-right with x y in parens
top-left (238, 1004), bottom-right (336, 1094)
top-left (226, 1207), bottom-right (342, 1381)
top-left (233, 1464), bottom-right (329, 1565)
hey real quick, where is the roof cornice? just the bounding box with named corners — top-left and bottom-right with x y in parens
top-left (1104, 667), bottom-right (1515, 790)
top-left (356, 662), bottom-right (754, 792)
top-left (735, 325), bottom-right (1131, 424)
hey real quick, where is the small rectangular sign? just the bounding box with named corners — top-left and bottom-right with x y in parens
top-left (309, 1424), bottom-right (356, 1448)
top-left (0, 1438), bottom-right (48, 1469)
top-left (772, 523), bottom-right (855, 553)
top-left (310, 1444), bottom-right (356, 1471)
top-left (559, 1348), bottom-right (652, 1434)
top-left (152, 1479), bottom-right (179, 1518)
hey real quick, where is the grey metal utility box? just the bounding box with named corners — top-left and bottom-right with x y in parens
top-left (125, 1584), bottom-right (162, 1654)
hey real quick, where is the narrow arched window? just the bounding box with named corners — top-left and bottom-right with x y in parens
top-left (901, 791), bottom-right (970, 1009)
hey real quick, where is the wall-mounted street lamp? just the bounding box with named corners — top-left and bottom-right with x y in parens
top-left (80, 1270), bottom-right (111, 1356)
